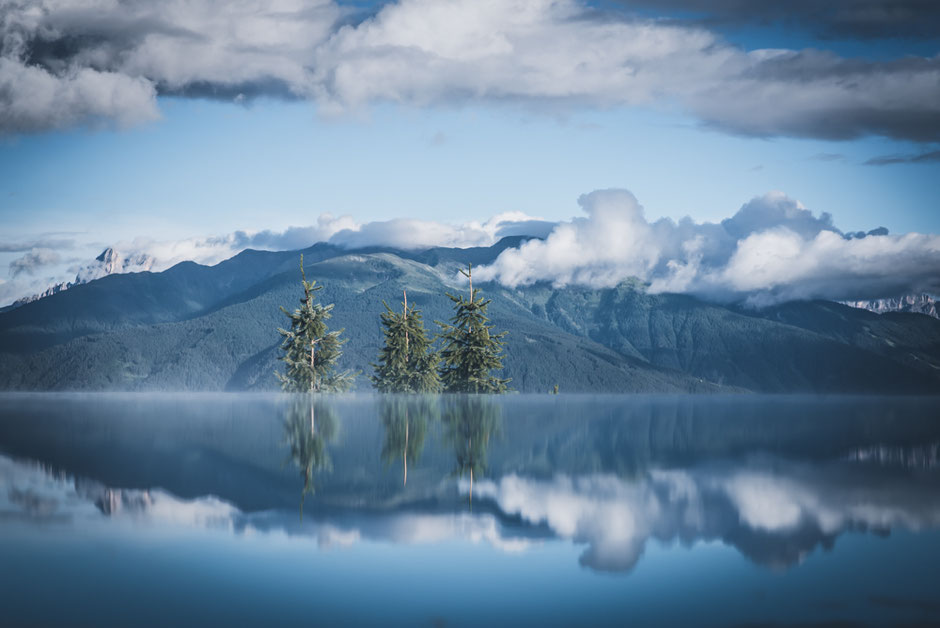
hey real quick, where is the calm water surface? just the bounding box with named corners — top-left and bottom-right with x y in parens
top-left (1, 393), bottom-right (939, 627)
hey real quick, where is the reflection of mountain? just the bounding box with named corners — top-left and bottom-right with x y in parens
top-left (0, 455), bottom-right (237, 528)
top-left (4, 450), bottom-right (939, 576)
top-left (283, 396), bottom-right (337, 517)
top-left (3, 394), bottom-right (940, 575)
top-left (845, 442), bottom-right (940, 469)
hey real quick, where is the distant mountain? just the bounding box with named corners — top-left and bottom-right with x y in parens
top-left (1, 238), bottom-right (939, 394)
top-left (844, 294), bottom-right (938, 319)
top-left (10, 247), bottom-right (156, 309)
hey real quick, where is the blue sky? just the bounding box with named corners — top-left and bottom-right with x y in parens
top-left (2, 98), bottom-right (936, 238)
top-left (0, 0), bottom-right (938, 305)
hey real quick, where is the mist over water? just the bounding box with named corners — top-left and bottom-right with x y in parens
top-left (1, 393), bottom-right (939, 627)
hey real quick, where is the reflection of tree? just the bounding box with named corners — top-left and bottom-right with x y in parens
top-left (283, 395), bottom-right (337, 520)
top-left (443, 396), bottom-right (501, 507)
top-left (379, 396), bottom-right (437, 486)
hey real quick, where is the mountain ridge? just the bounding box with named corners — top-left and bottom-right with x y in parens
top-left (1, 238), bottom-right (938, 394)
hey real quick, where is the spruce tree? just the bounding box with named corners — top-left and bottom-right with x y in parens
top-left (372, 290), bottom-right (441, 393)
top-left (437, 264), bottom-right (511, 393)
top-left (276, 256), bottom-right (354, 392)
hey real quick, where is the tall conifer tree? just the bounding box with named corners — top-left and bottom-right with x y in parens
top-left (277, 256), bottom-right (354, 392)
top-left (437, 264), bottom-right (511, 393)
top-left (371, 290), bottom-right (441, 393)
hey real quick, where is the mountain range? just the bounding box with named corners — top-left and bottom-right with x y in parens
top-left (1, 237), bottom-right (939, 394)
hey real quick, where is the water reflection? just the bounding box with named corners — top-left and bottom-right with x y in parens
top-left (470, 459), bottom-right (940, 572)
top-left (442, 396), bottom-right (501, 506)
top-left (1, 394), bottom-right (939, 577)
top-left (282, 396), bottom-right (336, 519)
top-left (379, 397), bottom-right (436, 486)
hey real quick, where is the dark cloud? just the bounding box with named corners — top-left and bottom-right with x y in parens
top-left (613, 0), bottom-right (940, 41)
top-left (846, 227), bottom-right (890, 239)
top-left (865, 149), bottom-right (940, 165)
top-left (1, 0), bottom-right (938, 142)
top-left (9, 248), bottom-right (61, 277)
top-left (696, 51), bottom-right (940, 142)
top-left (0, 238), bottom-right (74, 253)
top-left (810, 153), bottom-right (845, 162)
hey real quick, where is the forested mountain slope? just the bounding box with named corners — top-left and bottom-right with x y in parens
top-left (1, 239), bottom-right (938, 394)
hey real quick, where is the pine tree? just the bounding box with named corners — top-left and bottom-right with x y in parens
top-left (437, 263), bottom-right (511, 393)
top-left (372, 290), bottom-right (441, 393)
top-left (276, 256), bottom-right (354, 392)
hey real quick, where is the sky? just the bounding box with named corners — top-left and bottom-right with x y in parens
top-left (0, 0), bottom-right (938, 306)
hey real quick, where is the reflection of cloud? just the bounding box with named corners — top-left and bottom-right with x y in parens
top-left (0, 454), bottom-right (533, 554)
top-left (722, 474), bottom-right (807, 532)
top-left (0, 455), bottom-right (237, 528)
top-left (472, 474), bottom-right (656, 571)
top-left (5, 453), bottom-right (940, 575)
top-left (470, 460), bottom-right (940, 572)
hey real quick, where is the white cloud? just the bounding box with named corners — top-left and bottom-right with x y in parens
top-left (0, 56), bottom-right (159, 133)
top-left (0, 210), bottom-right (552, 305)
top-left (6, 187), bottom-right (939, 308)
top-left (121, 210), bottom-right (551, 271)
top-left (5, 453), bottom-right (940, 574)
top-left (2, 0), bottom-right (938, 140)
top-left (475, 188), bottom-right (940, 305)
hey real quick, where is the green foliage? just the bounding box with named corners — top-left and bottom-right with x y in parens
top-left (282, 395), bottom-right (337, 519)
top-left (276, 256), bottom-right (354, 392)
top-left (437, 265), bottom-right (511, 393)
top-left (4, 243), bottom-right (940, 394)
top-left (371, 294), bottom-right (441, 393)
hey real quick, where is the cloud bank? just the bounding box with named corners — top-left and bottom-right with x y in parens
top-left (9, 247), bottom-right (60, 277)
top-left (4, 189), bottom-right (938, 308)
top-left (616, 0), bottom-right (940, 41)
top-left (0, 210), bottom-right (554, 305)
top-left (2, 0), bottom-right (939, 141)
top-left (474, 189), bottom-right (940, 305)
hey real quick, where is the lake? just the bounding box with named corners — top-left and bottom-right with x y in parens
top-left (1, 393), bottom-right (938, 627)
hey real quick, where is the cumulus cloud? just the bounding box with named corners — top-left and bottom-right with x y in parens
top-left (2, 0), bottom-right (939, 141)
top-left (7, 188), bottom-right (938, 308)
top-left (8, 247), bottom-right (60, 277)
top-left (475, 188), bottom-right (940, 305)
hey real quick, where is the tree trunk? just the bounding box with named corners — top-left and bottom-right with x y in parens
top-left (403, 417), bottom-right (409, 486)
